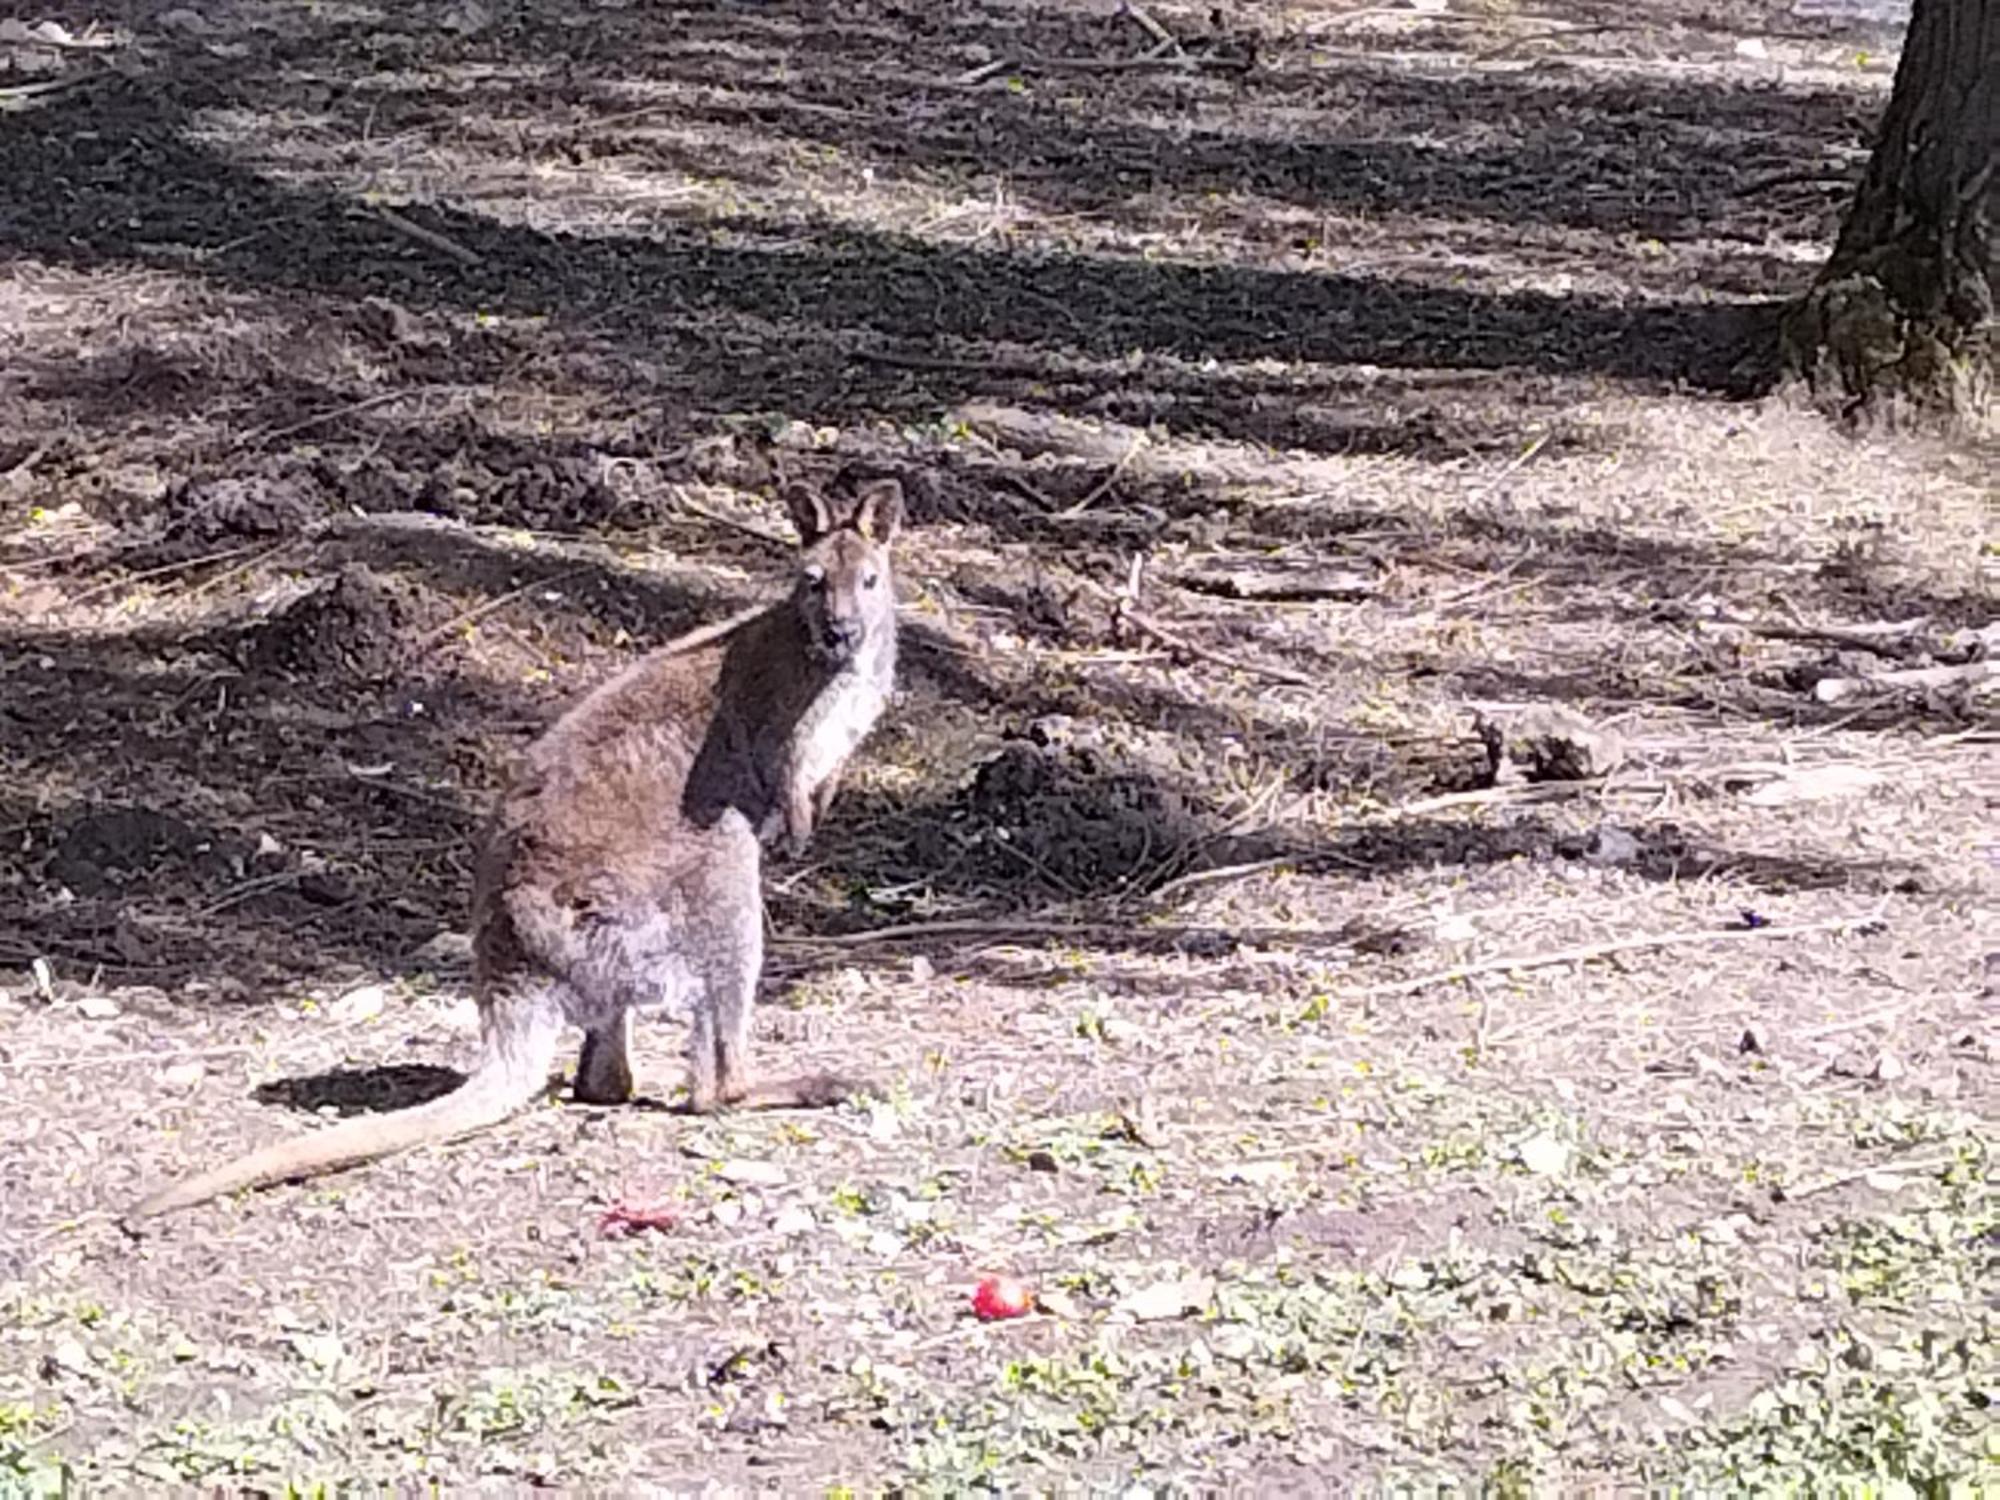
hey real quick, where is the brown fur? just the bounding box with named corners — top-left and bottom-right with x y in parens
top-left (124, 475), bottom-right (904, 1225)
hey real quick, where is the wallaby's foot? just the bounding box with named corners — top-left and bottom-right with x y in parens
top-left (575, 1023), bottom-right (635, 1105)
top-left (681, 1071), bottom-right (867, 1114)
top-left (738, 1071), bottom-right (873, 1110)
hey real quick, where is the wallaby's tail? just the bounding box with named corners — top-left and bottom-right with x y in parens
top-left (123, 1055), bottom-right (542, 1227)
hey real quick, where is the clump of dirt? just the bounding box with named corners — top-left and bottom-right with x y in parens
top-left (308, 444), bottom-right (628, 531)
top-left (124, 470), bottom-right (325, 566)
top-left (948, 563), bottom-right (1080, 642)
top-left (1479, 704), bottom-right (1627, 783)
top-left (903, 734), bottom-right (1211, 899)
top-left (45, 806), bottom-right (248, 898)
top-left (420, 453), bottom-right (626, 530)
top-left (244, 564), bottom-right (423, 683)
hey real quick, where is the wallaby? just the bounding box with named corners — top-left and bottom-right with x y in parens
top-left (123, 474), bottom-right (904, 1225)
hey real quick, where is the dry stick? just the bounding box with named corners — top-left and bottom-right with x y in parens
top-left (954, 57), bottom-right (1014, 86)
top-left (1786, 1151), bottom-right (1963, 1202)
top-left (996, 471), bottom-right (1063, 512)
top-left (1687, 606), bottom-right (1933, 657)
top-left (0, 73), bottom-right (98, 104)
top-left (1062, 437), bottom-right (1144, 517)
top-left (1120, 0), bottom-right (1182, 52)
top-left (1383, 780), bottom-right (1586, 820)
top-left (366, 205), bottom-right (484, 267)
top-left (419, 565), bottom-right (595, 647)
top-left (1358, 906), bottom-right (1885, 1000)
top-left (2, 440), bottom-right (51, 483)
top-left (255, 387), bottom-right (416, 447)
top-left (1037, 51), bottom-right (1236, 73)
top-left (671, 485), bottom-right (791, 549)
top-left (60, 540), bottom-right (274, 609)
top-left (775, 916), bottom-right (1357, 949)
top-left (1813, 660), bottom-right (1996, 704)
top-left (1147, 847), bottom-right (1369, 902)
top-left (0, 1042), bottom-right (263, 1073)
top-left (1083, 577), bottom-right (1315, 688)
top-left (181, 538), bottom-right (301, 602)
top-left (191, 870), bottom-right (305, 919)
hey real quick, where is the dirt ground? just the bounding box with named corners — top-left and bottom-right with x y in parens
top-left (1, 0), bottom-right (1994, 1492)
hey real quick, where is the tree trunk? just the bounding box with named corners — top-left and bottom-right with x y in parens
top-left (1779, 0), bottom-right (1996, 427)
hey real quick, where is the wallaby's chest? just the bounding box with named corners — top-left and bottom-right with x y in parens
top-left (791, 632), bottom-right (894, 786)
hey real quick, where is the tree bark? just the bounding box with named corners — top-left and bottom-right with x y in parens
top-left (1779, 0), bottom-right (1997, 427)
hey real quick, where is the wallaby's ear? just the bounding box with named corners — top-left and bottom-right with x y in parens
top-left (784, 483), bottom-right (837, 546)
top-left (852, 478), bottom-right (904, 545)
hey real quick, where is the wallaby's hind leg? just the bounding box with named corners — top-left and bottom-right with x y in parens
top-left (680, 835), bottom-right (762, 1113)
top-left (710, 928), bottom-right (758, 1108)
top-left (575, 1011), bottom-right (634, 1105)
top-left (686, 837), bottom-right (868, 1114)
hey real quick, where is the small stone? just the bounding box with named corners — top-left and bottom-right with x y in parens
top-left (710, 1199), bottom-right (745, 1228)
top-left (1739, 1024), bottom-right (1768, 1055)
top-left (771, 1206), bottom-right (817, 1236)
top-left (866, 1229), bottom-right (903, 1258)
top-left (162, 1061), bottom-right (206, 1091)
top-left (1586, 824), bottom-right (1642, 866)
top-left (1227, 1160), bottom-right (1296, 1188)
top-left (1734, 36), bottom-right (1769, 58)
top-left (1117, 1276), bottom-right (1215, 1323)
top-left (1871, 1050), bottom-right (1905, 1082)
top-left (716, 1159), bottom-right (787, 1188)
top-left (909, 955), bottom-right (935, 984)
top-left (330, 984), bottom-right (388, 1023)
top-left (1035, 1288), bottom-right (1084, 1321)
top-left (288, 1332), bottom-right (344, 1370)
top-left (77, 995), bottom-right (121, 1021)
top-left (47, 1340), bottom-right (93, 1376)
top-left (414, 931), bottom-right (474, 966)
top-left (1515, 1131), bottom-right (1572, 1177)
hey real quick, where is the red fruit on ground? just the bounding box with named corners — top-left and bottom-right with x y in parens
top-left (971, 1273), bottom-right (1033, 1320)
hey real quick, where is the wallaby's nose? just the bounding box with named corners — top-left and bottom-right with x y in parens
top-left (827, 618), bottom-right (862, 653)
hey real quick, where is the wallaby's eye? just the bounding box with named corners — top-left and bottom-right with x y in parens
top-left (863, 573), bottom-right (880, 591)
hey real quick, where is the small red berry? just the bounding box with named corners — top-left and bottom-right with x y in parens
top-left (971, 1273), bottom-right (1033, 1320)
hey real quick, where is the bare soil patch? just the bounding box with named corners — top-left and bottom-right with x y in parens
top-left (1, 0), bottom-right (1992, 1492)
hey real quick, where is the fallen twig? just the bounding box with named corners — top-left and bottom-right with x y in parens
top-left (62, 540), bottom-right (276, 609)
top-left (2, 440), bottom-right (51, 484)
top-left (953, 57), bottom-right (1014, 86)
top-left (671, 486), bottom-right (791, 549)
top-left (0, 72), bottom-right (101, 108)
top-left (1357, 906), bottom-right (1885, 999)
top-left (1784, 1151), bottom-right (1963, 1202)
top-left (1080, 574), bottom-right (1315, 687)
top-left (1121, 605), bottom-right (1314, 686)
top-left (1680, 606), bottom-right (1933, 659)
top-left (254, 387), bottom-right (418, 447)
top-left (1146, 848), bottom-right (1369, 902)
top-left (365, 205), bottom-right (484, 267)
top-left (775, 916), bottom-right (1359, 949)
top-left (0, 1042), bottom-right (261, 1073)
top-left (419, 565), bottom-right (594, 647)
top-left (1062, 437), bottom-right (1144, 517)
top-left (1379, 781), bottom-right (1584, 819)
top-left (1120, 0), bottom-right (1182, 52)
top-left (1812, 659), bottom-right (1996, 704)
